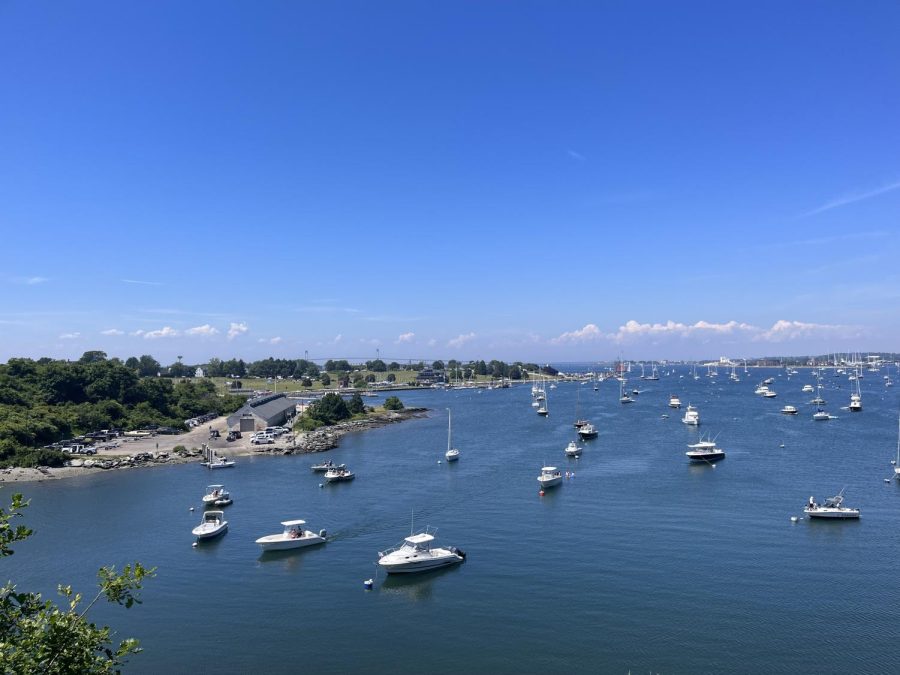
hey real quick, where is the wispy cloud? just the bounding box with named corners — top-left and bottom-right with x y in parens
top-left (396, 332), bottom-right (415, 344)
top-left (100, 328), bottom-right (124, 336)
top-left (13, 276), bottom-right (50, 285)
top-left (258, 336), bottom-right (283, 345)
top-left (566, 149), bottom-right (586, 161)
top-left (186, 324), bottom-right (219, 336)
top-left (802, 179), bottom-right (900, 218)
top-left (227, 322), bottom-right (249, 340)
top-left (122, 279), bottom-right (164, 286)
top-left (144, 326), bottom-right (179, 339)
top-left (447, 332), bottom-right (476, 348)
top-left (59, 332), bottom-right (80, 339)
top-left (754, 319), bottom-right (860, 342)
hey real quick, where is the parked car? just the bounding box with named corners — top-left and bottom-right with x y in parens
top-left (251, 436), bottom-right (274, 445)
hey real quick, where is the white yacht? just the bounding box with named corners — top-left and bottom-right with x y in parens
top-left (378, 530), bottom-right (465, 574)
top-left (192, 510), bottom-right (228, 540)
top-left (537, 466), bottom-right (563, 489)
top-left (685, 437), bottom-right (725, 462)
top-left (754, 384), bottom-right (770, 395)
top-left (564, 441), bottom-right (582, 457)
top-left (813, 410), bottom-right (833, 421)
top-left (310, 460), bottom-right (345, 472)
top-left (682, 405), bottom-right (700, 426)
top-left (255, 520), bottom-right (326, 551)
top-left (323, 467), bottom-right (355, 482)
top-left (803, 492), bottom-right (860, 519)
top-left (668, 394), bottom-right (682, 408)
top-left (802, 384), bottom-right (814, 393)
top-left (201, 484), bottom-right (232, 507)
top-left (577, 422), bottom-right (598, 439)
top-left (445, 409), bottom-right (459, 462)
top-left (763, 390), bottom-right (777, 398)
top-left (780, 405), bottom-right (799, 415)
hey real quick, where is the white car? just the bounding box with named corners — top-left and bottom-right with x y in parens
top-left (251, 436), bottom-right (275, 445)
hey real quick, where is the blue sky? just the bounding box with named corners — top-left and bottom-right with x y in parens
top-left (1, 1), bottom-right (898, 364)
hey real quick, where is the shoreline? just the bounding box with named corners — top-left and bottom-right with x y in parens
top-left (0, 407), bottom-right (428, 484)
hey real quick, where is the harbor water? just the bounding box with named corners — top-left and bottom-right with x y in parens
top-left (10, 368), bottom-right (900, 673)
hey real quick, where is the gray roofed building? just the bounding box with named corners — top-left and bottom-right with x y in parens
top-left (227, 393), bottom-right (298, 432)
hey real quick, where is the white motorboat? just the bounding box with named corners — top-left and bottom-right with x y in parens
top-left (378, 529), bottom-right (465, 574)
top-left (255, 519), bottom-right (327, 551)
top-left (323, 467), bottom-right (355, 482)
top-left (538, 466), bottom-right (563, 489)
top-left (781, 405), bottom-right (799, 415)
top-left (812, 410), bottom-right (833, 421)
top-left (763, 390), bottom-right (777, 398)
top-left (685, 437), bottom-right (725, 462)
top-left (445, 409), bottom-right (460, 461)
top-left (192, 510), bottom-right (228, 540)
top-left (577, 422), bottom-right (598, 439)
top-left (754, 384), bottom-right (770, 395)
top-left (564, 441), bottom-right (582, 457)
top-left (682, 405), bottom-right (700, 426)
top-left (201, 484), bottom-right (232, 507)
top-left (803, 492), bottom-right (860, 519)
top-left (668, 394), bottom-right (682, 408)
top-left (802, 384), bottom-right (814, 393)
top-left (310, 460), bottom-right (345, 472)
top-left (763, 377), bottom-right (774, 385)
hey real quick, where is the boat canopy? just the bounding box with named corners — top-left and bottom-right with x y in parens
top-left (281, 519), bottom-right (307, 527)
top-left (541, 466), bottom-right (558, 472)
top-left (206, 484), bottom-right (224, 490)
top-left (404, 533), bottom-right (435, 545)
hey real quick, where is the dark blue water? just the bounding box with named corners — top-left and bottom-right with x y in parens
top-left (8, 369), bottom-right (900, 674)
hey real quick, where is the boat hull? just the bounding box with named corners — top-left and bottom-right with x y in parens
top-left (804, 509), bottom-right (860, 519)
top-left (538, 476), bottom-right (562, 488)
top-left (192, 523), bottom-right (228, 539)
top-left (378, 552), bottom-right (464, 575)
top-left (256, 534), bottom-right (326, 551)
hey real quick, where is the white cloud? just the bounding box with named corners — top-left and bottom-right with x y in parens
top-left (59, 332), bottom-right (80, 339)
top-left (130, 329), bottom-right (145, 337)
top-left (258, 336), bottom-right (283, 345)
top-left (427, 338), bottom-right (437, 347)
top-left (227, 322), bottom-right (249, 340)
top-left (333, 334), bottom-right (343, 343)
top-left (447, 332), bottom-right (476, 348)
top-left (755, 320), bottom-right (858, 342)
top-left (803, 179), bottom-right (900, 218)
top-left (100, 328), bottom-right (124, 336)
top-left (551, 323), bottom-right (603, 344)
top-left (396, 332), bottom-right (415, 343)
top-left (567, 149), bottom-right (586, 161)
top-left (144, 326), bottom-right (179, 339)
top-left (14, 276), bottom-right (50, 285)
top-left (610, 319), bottom-right (756, 342)
top-left (122, 279), bottom-right (163, 286)
top-left (186, 324), bottom-right (219, 336)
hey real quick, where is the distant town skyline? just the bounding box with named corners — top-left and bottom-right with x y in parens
top-left (2, 2), bottom-right (898, 363)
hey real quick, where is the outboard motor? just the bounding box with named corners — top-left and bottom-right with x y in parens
top-left (318, 529), bottom-right (327, 538)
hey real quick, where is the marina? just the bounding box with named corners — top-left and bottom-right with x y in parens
top-left (10, 367), bottom-right (900, 673)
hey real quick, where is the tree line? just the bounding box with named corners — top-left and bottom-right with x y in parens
top-left (0, 353), bottom-right (244, 468)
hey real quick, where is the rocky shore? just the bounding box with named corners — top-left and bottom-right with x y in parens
top-left (0, 407), bottom-right (428, 483)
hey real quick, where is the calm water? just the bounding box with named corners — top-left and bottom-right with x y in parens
top-left (10, 369), bottom-right (900, 674)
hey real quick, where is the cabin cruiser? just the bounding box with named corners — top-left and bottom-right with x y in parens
top-left (255, 519), bottom-right (327, 551)
top-left (802, 384), bottom-right (814, 393)
top-left (682, 405), bottom-right (700, 426)
top-left (849, 394), bottom-right (862, 412)
top-left (573, 419), bottom-right (588, 429)
top-left (192, 510), bottom-right (228, 540)
top-left (754, 384), bottom-right (770, 395)
top-left (685, 438), bottom-right (725, 462)
top-left (378, 530), bottom-right (465, 574)
top-left (763, 390), bottom-right (777, 398)
top-left (537, 466), bottom-right (563, 489)
top-left (564, 441), bottom-right (582, 457)
top-left (803, 493), bottom-right (859, 519)
top-left (668, 394), bottom-right (682, 408)
top-left (324, 467), bottom-right (355, 482)
top-left (201, 484), bottom-right (232, 507)
top-left (577, 422), bottom-right (598, 439)
top-left (310, 460), bottom-right (345, 472)
top-left (781, 405), bottom-right (798, 415)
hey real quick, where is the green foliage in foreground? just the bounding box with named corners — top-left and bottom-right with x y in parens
top-left (0, 493), bottom-right (155, 673)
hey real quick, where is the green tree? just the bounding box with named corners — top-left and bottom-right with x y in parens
top-left (431, 360), bottom-right (444, 371)
top-left (0, 493), bottom-right (154, 673)
top-left (383, 396), bottom-right (404, 411)
top-left (386, 373), bottom-right (396, 383)
top-left (78, 351), bottom-right (107, 364)
top-left (347, 393), bottom-right (366, 415)
top-left (365, 359), bottom-right (387, 372)
top-left (319, 373), bottom-right (331, 386)
top-left (306, 393), bottom-right (350, 425)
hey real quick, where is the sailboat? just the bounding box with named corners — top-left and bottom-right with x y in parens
top-left (619, 376), bottom-right (633, 404)
top-left (848, 378), bottom-right (862, 412)
top-left (646, 363), bottom-right (659, 381)
top-left (812, 383), bottom-right (832, 420)
top-left (892, 415), bottom-right (900, 480)
top-left (445, 409), bottom-right (459, 462)
top-left (573, 385), bottom-right (588, 428)
top-left (537, 387), bottom-right (549, 416)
